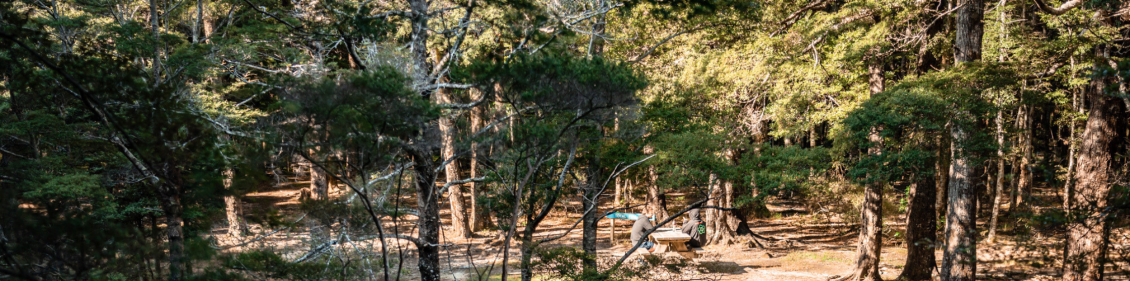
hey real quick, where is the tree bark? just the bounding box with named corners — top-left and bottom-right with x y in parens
top-left (898, 173), bottom-right (937, 281)
top-left (705, 175), bottom-right (736, 245)
top-left (193, 0), bottom-right (202, 43)
top-left (581, 154), bottom-right (602, 271)
top-left (310, 156), bottom-right (328, 200)
top-left (644, 146), bottom-right (668, 221)
top-left (1009, 104), bottom-right (1025, 212)
top-left (941, 1), bottom-right (983, 280)
top-left (159, 186), bottom-right (185, 281)
top-left (224, 169), bottom-right (242, 238)
top-left (469, 93), bottom-right (493, 231)
top-left (438, 86), bottom-right (471, 238)
top-left (412, 159), bottom-right (441, 281)
top-left (987, 109), bottom-right (1005, 242)
top-left (587, 2), bottom-right (606, 58)
top-left (941, 120), bottom-right (979, 281)
top-left (1063, 44), bottom-right (1125, 281)
top-left (405, 0), bottom-right (441, 277)
top-left (836, 61), bottom-right (885, 281)
top-left (1064, 88), bottom-right (1078, 210)
top-left (1015, 105), bottom-right (1033, 210)
top-left (937, 134), bottom-right (950, 221)
top-left (150, 0), bottom-right (160, 85)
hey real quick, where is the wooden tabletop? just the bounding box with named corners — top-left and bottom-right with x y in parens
top-left (649, 230), bottom-right (691, 242)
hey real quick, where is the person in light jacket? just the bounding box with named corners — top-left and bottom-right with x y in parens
top-left (630, 212), bottom-right (656, 253)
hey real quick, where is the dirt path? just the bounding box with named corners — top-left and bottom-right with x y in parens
top-left (214, 182), bottom-right (1129, 280)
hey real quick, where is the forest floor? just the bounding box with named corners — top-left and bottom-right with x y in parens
top-left (212, 181), bottom-right (1130, 281)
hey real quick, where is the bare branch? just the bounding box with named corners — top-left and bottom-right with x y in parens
top-left (240, 0), bottom-right (300, 30)
top-left (419, 83), bottom-right (475, 92)
top-left (365, 165), bottom-right (409, 188)
top-left (770, 0), bottom-right (833, 37)
top-left (1031, 0), bottom-right (1084, 16)
top-left (0, 147), bottom-right (29, 160)
top-left (436, 90), bottom-right (489, 109)
top-left (437, 176), bottom-right (488, 195)
top-left (223, 59), bottom-right (280, 73)
top-left (631, 25), bottom-right (704, 64)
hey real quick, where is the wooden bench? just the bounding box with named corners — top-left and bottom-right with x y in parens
top-left (648, 229), bottom-right (697, 259)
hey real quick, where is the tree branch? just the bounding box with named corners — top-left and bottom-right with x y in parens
top-left (240, 0), bottom-right (300, 30)
top-left (631, 25), bottom-right (704, 64)
top-left (0, 147), bottom-right (29, 160)
top-left (770, 0), bottom-right (833, 37)
top-left (1031, 0), bottom-right (1084, 15)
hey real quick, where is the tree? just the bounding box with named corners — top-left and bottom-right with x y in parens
top-left (455, 54), bottom-right (645, 281)
top-left (941, 1), bottom-right (984, 280)
top-left (1063, 43), bottom-right (1126, 281)
top-left (836, 56), bottom-right (887, 281)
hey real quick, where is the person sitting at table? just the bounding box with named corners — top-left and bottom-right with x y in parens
top-left (630, 212), bottom-right (656, 253)
top-left (679, 208), bottom-right (706, 247)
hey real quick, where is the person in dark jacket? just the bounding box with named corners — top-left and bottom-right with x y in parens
top-left (680, 208), bottom-right (706, 247)
top-left (630, 212), bottom-right (656, 253)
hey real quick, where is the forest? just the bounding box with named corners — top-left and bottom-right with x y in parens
top-left (1, 0), bottom-right (1129, 280)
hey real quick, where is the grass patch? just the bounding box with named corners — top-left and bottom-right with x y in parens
top-left (781, 251), bottom-right (852, 264)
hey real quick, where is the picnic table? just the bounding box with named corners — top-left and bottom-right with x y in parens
top-left (647, 228), bottom-right (697, 259)
top-left (604, 213), bottom-right (696, 259)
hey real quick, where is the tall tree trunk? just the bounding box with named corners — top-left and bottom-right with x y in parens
top-left (519, 242), bottom-right (535, 281)
top-left (1064, 92), bottom-right (1078, 210)
top-left (705, 175), bottom-right (736, 245)
top-left (1015, 104), bottom-right (1033, 210)
top-left (898, 172), bottom-right (938, 281)
top-left (407, 0), bottom-right (430, 88)
top-left (987, 109), bottom-right (1005, 242)
top-left (150, 0), bottom-right (160, 85)
top-left (937, 134), bottom-right (950, 221)
top-left (469, 93), bottom-right (493, 231)
top-left (310, 156), bottom-right (328, 200)
top-left (412, 159), bottom-right (441, 281)
top-left (613, 116), bottom-right (622, 208)
top-left (836, 60), bottom-right (885, 281)
top-left (1063, 44), bottom-right (1125, 281)
top-left (587, 1), bottom-right (606, 58)
top-left (941, 119), bottom-right (979, 281)
top-left (159, 186), bottom-right (185, 281)
top-left (810, 126), bottom-right (818, 148)
top-left (1009, 104), bottom-right (1024, 211)
top-left (193, 0), bottom-right (202, 43)
top-left (438, 87), bottom-right (471, 238)
top-left (581, 155), bottom-right (602, 271)
top-left (987, 1), bottom-right (1008, 241)
top-left (644, 145), bottom-right (668, 221)
top-left (405, 0), bottom-right (441, 277)
top-left (224, 169), bottom-right (242, 238)
top-left (942, 2), bottom-right (983, 280)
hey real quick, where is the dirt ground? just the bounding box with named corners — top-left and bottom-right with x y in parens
top-left (212, 181), bottom-right (1130, 281)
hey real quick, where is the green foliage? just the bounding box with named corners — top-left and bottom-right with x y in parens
top-left (840, 63), bottom-right (1018, 186)
top-left (222, 250), bottom-right (363, 280)
top-left (741, 145), bottom-right (833, 203)
top-left (456, 53), bottom-right (646, 110)
top-left (532, 247), bottom-right (603, 280)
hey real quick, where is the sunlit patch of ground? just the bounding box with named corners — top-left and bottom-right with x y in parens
top-left (209, 181), bottom-right (1129, 280)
